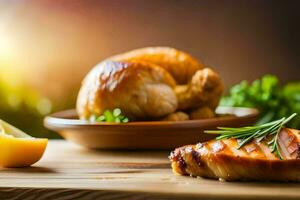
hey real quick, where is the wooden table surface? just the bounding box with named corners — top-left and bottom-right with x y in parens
top-left (0, 140), bottom-right (299, 200)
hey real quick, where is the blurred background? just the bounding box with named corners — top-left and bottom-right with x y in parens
top-left (0, 0), bottom-right (299, 138)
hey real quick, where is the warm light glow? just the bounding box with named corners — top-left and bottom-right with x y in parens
top-left (0, 7), bottom-right (23, 86)
top-left (0, 34), bottom-right (12, 62)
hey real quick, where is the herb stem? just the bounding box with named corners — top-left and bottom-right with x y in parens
top-left (204, 113), bottom-right (297, 159)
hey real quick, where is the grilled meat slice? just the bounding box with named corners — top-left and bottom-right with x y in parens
top-left (170, 128), bottom-right (300, 181)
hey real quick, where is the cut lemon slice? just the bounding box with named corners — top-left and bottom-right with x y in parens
top-left (0, 119), bottom-right (48, 167)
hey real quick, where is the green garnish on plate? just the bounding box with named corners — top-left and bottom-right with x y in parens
top-left (92, 108), bottom-right (129, 123)
top-left (205, 113), bottom-right (297, 159)
top-left (221, 74), bottom-right (300, 129)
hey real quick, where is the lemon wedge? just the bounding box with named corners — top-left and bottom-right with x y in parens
top-left (0, 119), bottom-right (48, 167)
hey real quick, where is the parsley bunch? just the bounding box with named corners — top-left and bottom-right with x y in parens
top-left (221, 75), bottom-right (300, 129)
top-left (92, 108), bottom-right (129, 123)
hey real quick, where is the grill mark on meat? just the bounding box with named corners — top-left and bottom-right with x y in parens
top-left (218, 140), bottom-right (236, 157)
top-left (169, 149), bottom-right (187, 174)
top-left (177, 156), bottom-right (187, 172)
top-left (253, 142), bottom-right (267, 159)
top-left (287, 142), bottom-right (299, 154)
top-left (256, 142), bottom-right (277, 159)
top-left (286, 134), bottom-right (295, 146)
top-left (278, 129), bottom-right (289, 159)
top-left (297, 144), bottom-right (300, 159)
top-left (278, 129), bottom-right (298, 159)
top-left (191, 149), bottom-right (205, 167)
top-left (222, 139), bottom-right (245, 157)
top-left (244, 143), bottom-right (257, 154)
top-left (170, 128), bottom-right (300, 181)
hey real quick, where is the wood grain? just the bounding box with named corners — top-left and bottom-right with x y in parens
top-left (0, 140), bottom-right (299, 200)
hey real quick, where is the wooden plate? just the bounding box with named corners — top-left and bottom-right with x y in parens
top-left (44, 107), bottom-right (259, 150)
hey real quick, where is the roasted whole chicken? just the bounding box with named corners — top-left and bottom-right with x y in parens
top-left (77, 47), bottom-right (223, 121)
top-left (170, 128), bottom-right (300, 181)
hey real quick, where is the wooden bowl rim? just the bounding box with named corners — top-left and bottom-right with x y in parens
top-left (44, 106), bottom-right (259, 129)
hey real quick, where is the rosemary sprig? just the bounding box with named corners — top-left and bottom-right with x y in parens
top-left (204, 113), bottom-right (297, 159)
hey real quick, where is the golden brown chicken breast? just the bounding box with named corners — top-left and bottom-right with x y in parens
top-left (77, 61), bottom-right (178, 120)
top-left (170, 128), bottom-right (300, 181)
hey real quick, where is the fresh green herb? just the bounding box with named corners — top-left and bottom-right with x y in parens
top-left (221, 75), bottom-right (300, 129)
top-left (94, 108), bottom-right (129, 123)
top-left (204, 113), bottom-right (297, 159)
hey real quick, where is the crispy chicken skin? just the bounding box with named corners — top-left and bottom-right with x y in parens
top-left (170, 128), bottom-right (300, 181)
top-left (111, 47), bottom-right (223, 112)
top-left (77, 47), bottom-right (223, 120)
top-left (175, 68), bottom-right (224, 111)
top-left (109, 47), bottom-right (204, 84)
top-left (77, 61), bottom-right (177, 120)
